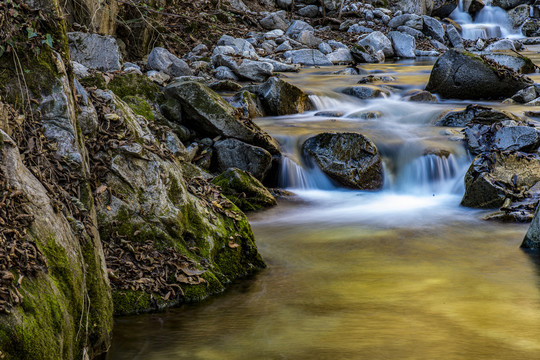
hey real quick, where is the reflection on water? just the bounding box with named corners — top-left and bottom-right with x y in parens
top-left (108, 57), bottom-right (540, 359)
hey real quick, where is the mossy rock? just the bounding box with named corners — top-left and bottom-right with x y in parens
top-left (123, 95), bottom-right (154, 120)
top-left (212, 168), bottom-right (277, 212)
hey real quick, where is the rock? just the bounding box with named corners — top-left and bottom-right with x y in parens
top-left (214, 139), bottom-right (273, 181)
top-left (521, 18), bottom-right (540, 37)
top-left (302, 132), bottom-right (384, 190)
top-left (397, 25), bottom-right (424, 39)
top-left (522, 203), bottom-right (540, 249)
top-left (508, 4), bottom-right (531, 28)
top-left (351, 44), bottom-right (385, 63)
top-left (235, 60), bottom-right (274, 82)
top-left (232, 90), bottom-right (264, 119)
top-left (123, 62), bottom-right (142, 75)
top-left (348, 24), bottom-right (375, 33)
top-left (296, 30), bottom-right (322, 47)
top-left (388, 31), bottom-right (417, 58)
top-left (214, 66), bottom-right (239, 81)
top-left (217, 34), bottom-right (258, 59)
top-left (264, 29), bottom-right (285, 40)
top-left (389, 0), bottom-right (434, 15)
top-left (484, 39), bottom-right (517, 52)
top-left (260, 11), bottom-right (290, 31)
top-left (318, 42), bottom-right (333, 54)
top-left (462, 152), bottom-right (540, 208)
top-left (68, 32), bottom-right (122, 71)
top-left (165, 81), bottom-right (280, 154)
top-left (72, 61), bottom-right (90, 78)
top-left (275, 40), bottom-right (293, 52)
top-left (285, 20), bottom-right (315, 39)
top-left (422, 16), bottom-right (446, 43)
top-left (209, 80), bottom-right (243, 92)
top-left (283, 49), bottom-right (333, 66)
top-left (388, 14), bottom-right (423, 30)
top-left (492, 0), bottom-right (532, 10)
top-left (328, 40), bottom-right (349, 49)
top-left (469, 0), bottom-right (485, 13)
top-left (512, 86), bottom-right (538, 103)
top-left (493, 126), bottom-right (540, 152)
top-left (446, 24), bottom-right (464, 49)
top-left (147, 47), bottom-right (193, 77)
top-left (74, 79), bottom-right (99, 136)
top-left (276, 0), bottom-right (293, 9)
top-left (403, 89), bottom-right (438, 102)
top-left (212, 168), bottom-right (277, 211)
top-left (432, 0), bottom-right (458, 18)
top-left (258, 58), bottom-right (299, 72)
top-left (343, 85), bottom-right (390, 99)
top-left (256, 77), bottom-right (312, 116)
top-left (435, 104), bottom-right (493, 127)
top-left (357, 31), bottom-right (394, 58)
top-left (430, 39), bottom-right (448, 51)
top-left (146, 70), bottom-right (171, 85)
top-left (425, 49), bottom-right (533, 100)
top-left (298, 4), bottom-right (319, 17)
top-left (326, 49), bottom-right (354, 64)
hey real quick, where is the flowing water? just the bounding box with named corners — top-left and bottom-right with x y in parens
top-left (108, 52), bottom-right (540, 359)
top-left (451, 0), bottom-right (519, 40)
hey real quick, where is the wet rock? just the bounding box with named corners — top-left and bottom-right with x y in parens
top-left (165, 81), bottom-right (280, 154)
top-left (492, 126), bottom-right (540, 152)
top-left (481, 53), bottom-right (536, 74)
top-left (462, 152), bottom-right (540, 208)
top-left (357, 31), bottom-right (394, 58)
top-left (522, 203), bottom-right (540, 249)
top-left (147, 47), bottom-right (193, 77)
top-left (214, 139), bottom-right (273, 181)
top-left (256, 77), bottom-right (312, 116)
top-left (508, 5), bottom-right (532, 28)
top-left (235, 60), bottom-right (274, 82)
top-left (403, 89), bottom-right (438, 102)
top-left (422, 16), bottom-right (445, 43)
top-left (511, 86), bottom-right (538, 103)
top-left (302, 132), bottom-right (384, 190)
top-left (388, 31), bottom-right (416, 58)
top-left (283, 49), bottom-right (333, 66)
top-left (435, 104), bottom-right (493, 127)
top-left (212, 168), bottom-right (277, 211)
top-left (342, 85), bottom-right (390, 99)
top-left (521, 18), bottom-right (540, 37)
top-left (425, 49), bottom-right (533, 100)
top-left (469, 0), bottom-right (486, 13)
top-left (68, 32), bottom-right (122, 72)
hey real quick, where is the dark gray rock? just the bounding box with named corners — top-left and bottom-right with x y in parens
top-left (298, 4), bottom-right (319, 17)
top-left (435, 104), bottom-right (493, 127)
top-left (492, 0), bottom-right (532, 10)
top-left (425, 49), bottom-right (533, 100)
top-left (68, 32), bottom-right (122, 72)
top-left (522, 203), bottom-right (540, 249)
top-left (432, 0), bottom-right (458, 18)
top-left (521, 18), bottom-right (540, 37)
top-left (343, 85), bottom-right (390, 99)
top-left (214, 139), bottom-right (273, 181)
top-left (402, 89), bottom-right (438, 102)
top-left (302, 132), bottom-right (384, 190)
top-left (147, 47), bottom-right (192, 77)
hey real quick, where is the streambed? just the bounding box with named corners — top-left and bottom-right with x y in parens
top-left (107, 54), bottom-right (540, 359)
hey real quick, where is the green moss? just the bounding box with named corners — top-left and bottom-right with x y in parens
top-left (112, 289), bottom-right (153, 315)
top-left (124, 96), bottom-right (154, 120)
top-left (182, 272), bottom-right (224, 302)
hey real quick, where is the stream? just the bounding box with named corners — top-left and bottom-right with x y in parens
top-left (107, 51), bottom-right (540, 359)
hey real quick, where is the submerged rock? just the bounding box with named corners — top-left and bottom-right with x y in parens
top-left (522, 204), bottom-right (540, 249)
top-left (302, 132), bottom-right (384, 190)
top-left (425, 49), bottom-right (533, 100)
top-left (212, 168), bottom-right (277, 212)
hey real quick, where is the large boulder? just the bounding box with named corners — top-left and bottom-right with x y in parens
top-left (213, 139), bottom-right (273, 181)
top-left (462, 152), bottom-right (540, 208)
top-left (256, 77), bottom-right (312, 116)
top-left (68, 32), bottom-right (122, 71)
top-left (302, 132), bottom-right (384, 190)
top-left (425, 49), bottom-right (533, 100)
top-left (165, 81), bottom-right (280, 154)
top-left (147, 47), bottom-right (193, 77)
top-left (212, 168), bottom-right (277, 212)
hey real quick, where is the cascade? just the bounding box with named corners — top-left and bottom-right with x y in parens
top-left (451, 0), bottom-right (517, 40)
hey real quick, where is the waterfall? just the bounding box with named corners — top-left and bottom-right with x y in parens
top-left (451, 0), bottom-right (517, 40)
